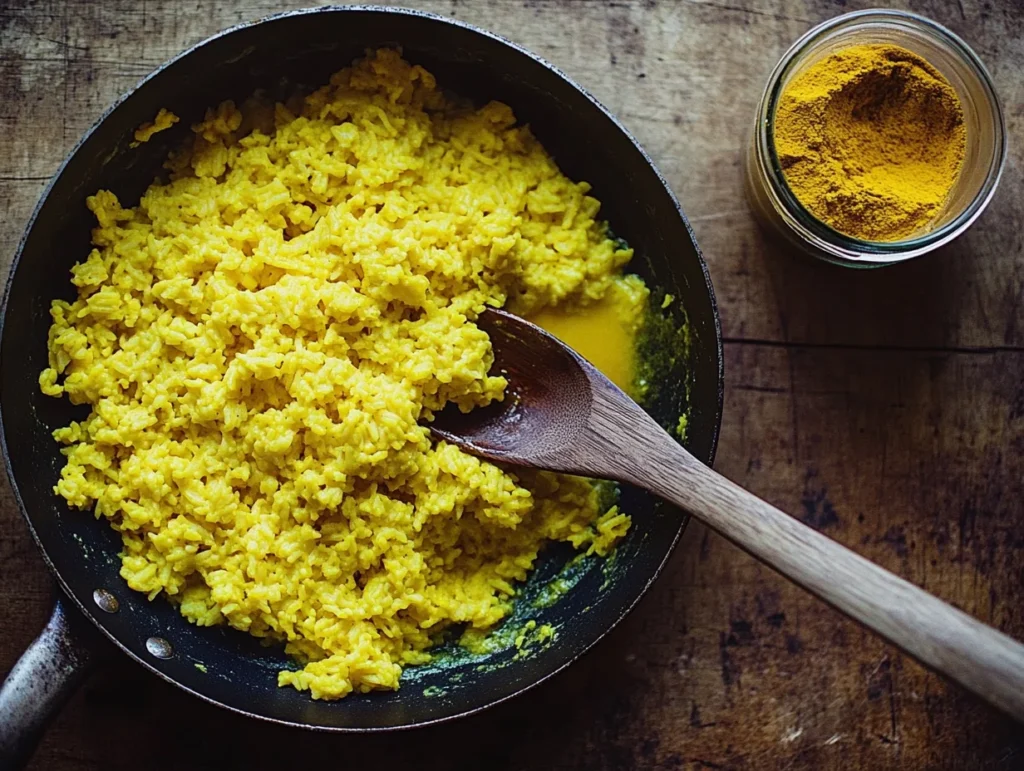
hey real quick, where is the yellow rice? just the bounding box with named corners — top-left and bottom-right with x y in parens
top-left (39, 49), bottom-right (639, 699)
top-left (132, 107), bottom-right (179, 145)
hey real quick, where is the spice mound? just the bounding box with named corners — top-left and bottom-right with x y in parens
top-left (773, 43), bottom-right (966, 242)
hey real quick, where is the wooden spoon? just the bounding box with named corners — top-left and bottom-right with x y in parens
top-left (430, 307), bottom-right (1024, 723)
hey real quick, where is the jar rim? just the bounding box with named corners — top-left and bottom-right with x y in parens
top-left (755, 9), bottom-right (1007, 262)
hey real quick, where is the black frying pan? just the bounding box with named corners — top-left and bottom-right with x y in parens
top-left (0, 6), bottom-right (723, 766)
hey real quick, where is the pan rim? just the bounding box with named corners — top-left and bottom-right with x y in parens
top-left (0, 4), bottom-right (724, 732)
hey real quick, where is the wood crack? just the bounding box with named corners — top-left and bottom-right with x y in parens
top-left (722, 336), bottom-right (1024, 355)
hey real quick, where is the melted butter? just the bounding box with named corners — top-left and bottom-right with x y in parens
top-left (528, 276), bottom-right (647, 394)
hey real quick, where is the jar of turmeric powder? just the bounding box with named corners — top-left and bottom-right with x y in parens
top-left (745, 10), bottom-right (1005, 267)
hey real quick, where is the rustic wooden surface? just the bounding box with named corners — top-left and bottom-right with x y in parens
top-left (2, 0), bottom-right (1022, 768)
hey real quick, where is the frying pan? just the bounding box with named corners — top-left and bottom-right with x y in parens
top-left (0, 6), bottom-right (723, 767)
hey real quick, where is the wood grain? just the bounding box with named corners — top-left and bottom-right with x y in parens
top-left (2, 0), bottom-right (1023, 769)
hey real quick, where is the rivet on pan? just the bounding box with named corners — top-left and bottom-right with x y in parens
top-left (92, 589), bottom-right (119, 613)
top-left (146, 636), bottom-right (174, 659)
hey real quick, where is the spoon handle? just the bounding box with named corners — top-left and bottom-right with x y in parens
top-left (634, 428), bottom-right (1024, 722)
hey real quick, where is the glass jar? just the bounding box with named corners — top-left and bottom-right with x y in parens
top-left (744, 9), bottom-right (1006, 268)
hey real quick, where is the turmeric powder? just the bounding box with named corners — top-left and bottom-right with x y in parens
top-left (773, 44), bottom-right (966, 242)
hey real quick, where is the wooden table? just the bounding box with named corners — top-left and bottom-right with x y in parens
top-left (2, 1), bottom-right (1022, 768)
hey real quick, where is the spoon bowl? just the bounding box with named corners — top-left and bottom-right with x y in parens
top-left (431, 308), bottom-right (597, 472)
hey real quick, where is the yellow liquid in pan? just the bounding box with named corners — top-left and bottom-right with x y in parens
top-left (528, 277), bottom-right (647, 394)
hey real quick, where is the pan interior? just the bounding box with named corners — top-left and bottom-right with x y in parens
top-left (0, 7), bottom-right (721, 729)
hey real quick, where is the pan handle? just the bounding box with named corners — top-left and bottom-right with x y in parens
top-left (0, 597), bottom-right (95, 770)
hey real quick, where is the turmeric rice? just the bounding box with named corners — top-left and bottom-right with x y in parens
top-left (39, 49), bottom-right (641, 699)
